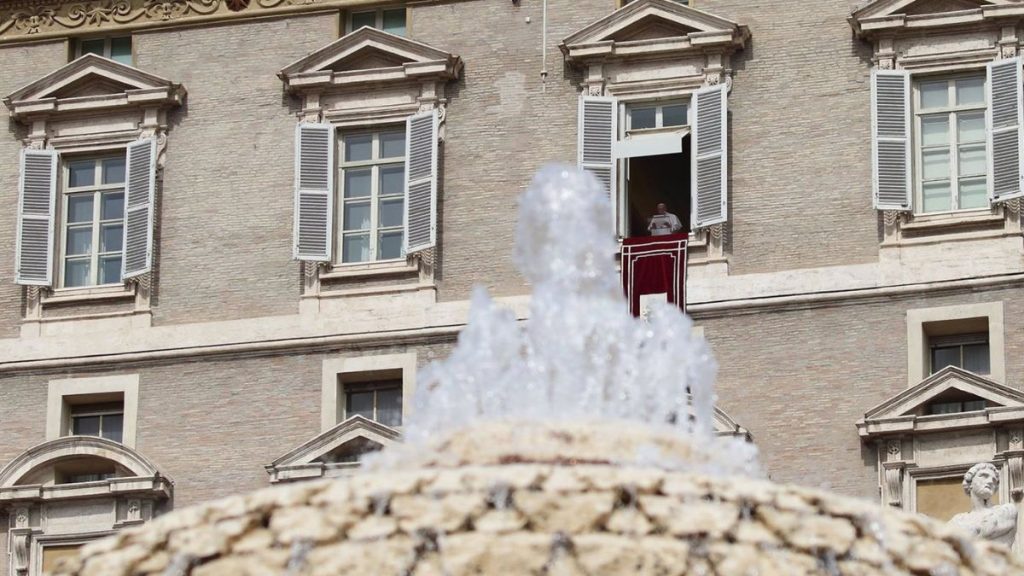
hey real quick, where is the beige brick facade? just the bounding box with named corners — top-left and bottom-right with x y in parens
top-left (2, 0), bottom-right (1024, 573)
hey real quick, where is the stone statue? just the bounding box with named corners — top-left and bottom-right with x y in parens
top-left (948, 462), bottom-right (1018, 548)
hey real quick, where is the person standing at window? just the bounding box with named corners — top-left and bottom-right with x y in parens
top-left (647, 203), bottom-right (683, 236)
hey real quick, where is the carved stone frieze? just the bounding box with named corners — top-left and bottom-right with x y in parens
top-left (0, 0), bottom-right (385, 44)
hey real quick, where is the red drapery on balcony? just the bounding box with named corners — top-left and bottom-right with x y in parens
top-left (621, 233), bottom-right (688, 317)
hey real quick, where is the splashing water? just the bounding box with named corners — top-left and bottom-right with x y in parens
top-left (378, 165), bottom-right (759, 476)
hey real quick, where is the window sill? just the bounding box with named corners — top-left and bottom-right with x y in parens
top-left (320, 259), bottom-right (419, 281)
top-left (901, 209), bottom-right (1005, 233)
top-left (43, 284), bottom-right (136, 306)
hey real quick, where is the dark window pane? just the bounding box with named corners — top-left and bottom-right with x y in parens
top-left (102, 157), bottom-right (126, 185)
top-left (962, 343), bottom-right (990, 374)
top-left (378, 231), bottom-right (403, 260)
top-left (101, 224), bottom-right (123, 252)
top-left (963, 400), bottom-right (986, 412)
top-left (931, 346), bottom-right (960, 373)
top-left (663, 105), bottom-right (687, 126)
top-left (67, 194), bottom-right (94, 223)
top-left (64, 259), bottom-right (91, 288)
top-left (72, 415), bottom-right (101, 436)
top-left (66, 226), bottom-right (93, 255)
top-left (351, 11), bottom-right (375, 30)
top-left (382, 9), bottom-right (406, 34)
top-left (380, 165), bottom-right (404, 197)
top-left (101, 192), bottom-right (124, 220)
top-left (379, 131), bottom-right (406, 159)
top-left (79, 39), bottom-right (104, 57)
top-left (100, 256), bottom-right (122, 285)
top-left (377, 387), bottom-right (403, 426)
top-left (68, 161), bottom-right (96, 188)
top-left (631, 107), bottom-right (656, 129)
top-left (341, 233), bottom-right (370, 263)
top-left (102, 414), bottom-right (123, 443)
top-left (109, 37), bottom-right (131, 65)
top-left (379, 198), bottom-right (404, 228)
top-left (928, 402), bottom-right (961, 415)
top-left (346, 390), bottom-right (374, 419)
top-left (343, 168), bottom-right (372, 198)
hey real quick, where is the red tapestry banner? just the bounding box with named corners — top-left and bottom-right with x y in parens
top-left (621, 234), bottom-right (688, 318)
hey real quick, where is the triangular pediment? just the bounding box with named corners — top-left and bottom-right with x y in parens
top-left (853, 0), bottom-right (1005, 20)
top-left (563, 0), bottom-right (744, 47)
top-left (5, 53), bottom-right (181, 104)
top-left (863, 366), bottom-right (1024, 422)
top-left (280, 27), bottom-right (457, 77)
top-left (268, 415), bottom-right (400, 471)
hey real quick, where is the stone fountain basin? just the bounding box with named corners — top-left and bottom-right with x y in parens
top-left (52, 422), bottom-right (1024, 576)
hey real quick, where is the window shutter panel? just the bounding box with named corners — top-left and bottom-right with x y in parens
top-left (404, 110), bottom-right (438, 255)
top-left (122, 138), bottom-right (157, 280)
top-left (15, 149), bottom-right (57, 286)
top-left (988, 57), bottom-right (1024, 202)
top-left (690, 83), bottom-right (728, 229)
top-left (578, 95), bottom-right (617, 205)
top-left (871, 70), bottom-right (911, 210)
top-left (294, 123), bottom-right (335, 261)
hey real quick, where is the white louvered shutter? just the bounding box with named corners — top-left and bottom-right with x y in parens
top-left (578, 96), bottom-right (617, 206)
top-left (988, 58), bottom-right (1024, 202)
top-left (15, 149), bottom-right (57, 286)
top-left (122, 139), bottom-right (157, 280)
top-left (690, 83), bottom-right (728, 229)
top-left (871, 70), bottom-right (911, 210)
top-left (294, 123), bottom-right (334, 261)
top-left (404, 110), bottom-right (439, 254)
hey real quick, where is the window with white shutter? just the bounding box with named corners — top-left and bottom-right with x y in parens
top-left (690, 83), bottom-right (728, 229)
top-left (122, 139), bottom-right (155, 280)
top-left (988, 58), bottom-right (1024, 203)
top-left (404, 110), bottom-right (438, 255)
top-left (578, 95), bottom-right (617, 206)
top-left (15, 149), bottom-right (58, 286)
top-left (294, 123), bottom-right (335, 262)
top-left (339, 128), bottom-right (408, 263)
top-left (60, 154), bottom-right (128, 287)
top-left (872, 70), bottom-right (911, 211)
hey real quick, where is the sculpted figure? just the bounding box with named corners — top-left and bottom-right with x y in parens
top-left (948, 462), bottom-right (1017, 548)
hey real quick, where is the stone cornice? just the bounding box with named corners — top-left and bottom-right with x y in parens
top-left (0, 0), bottom-right (390, 45)
top-left (850, 1), bottom-right (1024, 39)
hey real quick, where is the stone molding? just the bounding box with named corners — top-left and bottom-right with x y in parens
top-left (850, 0), bottom-right (1024, 40)
top-left (0, 0), bottom-right (401, 45)
top-left (0, 435), bottom-right (165, 489)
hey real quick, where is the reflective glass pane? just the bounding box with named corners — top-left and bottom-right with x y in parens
top-left (100, 256), bottom-right (122, 285)
top-left (922, 182), bottom-right (952, 213)
top-left (377, 388), bottom-right (402, 426)
top-left (380, 165), bottom-right (404, 196)
top-left (343, 169), bottom-right (372, 198)
top-left (958, 113), bottom-right (985, 143)
top-left (956, 77), bottom-right (985, 106)
top-left (378, 231), bottom-right (403, 260)
top-left (379, 198), bottom-right (404, 228)
top-left (72, 415), bottom-right (101, 436)
top-left (102, 414), bottom-right (124, 443)
top-left (959, 145), bottom-right (986, 176)
top-left (380, 131), bottom-right (406, 158)
top-left (350, 11), bottom-right (375, 30)
top-left (929, 402), bottom-right (960, 415)
top-left (64, 259), bottom-right (91, 287)
top-left (931, 346), bottom-right (960, 373)
top-left (101, 224), bottom-right (123, 252)
top-left (66, 226), bottom-right (93, 255)
top-left (346, 390), bottom-right (374, 418)
top-left (109, 37), bottom-right (131, 65)
top-left (662, 105), bottom-right (687, 127)
top-left (102, 157), bottom-right (125, 184)
top-left (964, 400), bottom-right (987, 411)
top-left (922, 149), bottom-right (949, 180)
top-left (920, 116), bottom-right (949, 147)
top-left (382, 9), bottom-right (406, 35)
top-left (343, 202), bottom-right (371, 231)
top-left (101, 192), bottom-right (124, 220)
top-left (68, 161), bottom-right (95, 188)
top-left (920, 81), bottom-right (949, 109)
top-left (631, 107), bottom-right (656, 129)
top-left (344, 134), bottom-right (373, 162)
top-left (342, 233), bottom-right (370, 263)
top-left (67, 194), bottom-right (94, 223)
top-left (959, 179), bottom-right (988, 210)
top-left (963, 343), bottom-right (990, 374)
top-left (79, 39), bottom-right (104, 57)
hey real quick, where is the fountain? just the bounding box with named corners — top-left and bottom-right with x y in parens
top-left (53, 167), bottom-right (1024, 575)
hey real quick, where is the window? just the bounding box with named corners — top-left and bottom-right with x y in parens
top-left (627, 101), bottom-right (688, 132)
top-left (914, 75), bottom-right (988, 213)
top-left (339, 129), bottom-right (406, 264)
top-left (930, 332), bottom-right (990, 375)
top-left (344, 379), bottom-right (402, 427)
top-left (74, 36), bottom-right (132, 65)
top-left (69, 401), bottom-right (124, 443)
top-left (348, 7), bottom-right (406, 35)
top-left (60, 156), bottom-right (126, 288)
top-left (927, 399), bottom-right (987, 415)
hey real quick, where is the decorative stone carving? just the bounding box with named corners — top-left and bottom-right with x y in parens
top-left (14, 507), bottom-right (29, 528)
top-left (949, 462), bottom-right (1018, 548)
top-left (882, 461), bottom-right (904, 508)
top-left (127, 499), bottom-right (142, 522)
top-left (12, 533), bottom-right (29, 575)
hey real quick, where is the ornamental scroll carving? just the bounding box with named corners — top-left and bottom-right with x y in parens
top-left (0, 0), bottom-right (326, 41)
